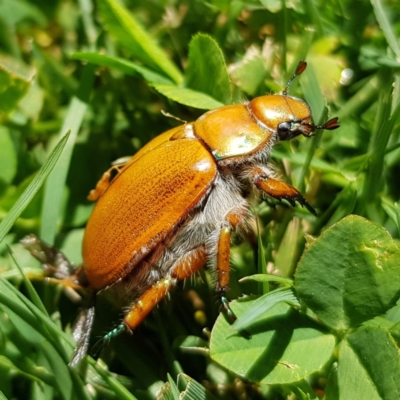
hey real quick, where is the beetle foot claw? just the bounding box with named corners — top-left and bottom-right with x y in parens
top-left (266, 194), bottom-right (317, 216)
top-left (219, 292), bottom-right (252, 339)
top-left (286, 194), bottom-right (317, 216)
top-left (253, 175), bottom-right (316, 216)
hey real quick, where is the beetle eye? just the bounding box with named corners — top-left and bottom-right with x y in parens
top-left (277, 121), bottom-right (292, 141)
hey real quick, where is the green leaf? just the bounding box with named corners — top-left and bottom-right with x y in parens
top-left (168, 374), bottom-right (180, 399)
top-left (156, 374), bottom-right (180, 400)
top-left (0, 0), bottom-right (47, 27)
top-left (338, 327), bottom-right (400, 400)
top-left (211, 299), bottom-right (336, 384)
top-left (18, 79), bottom-right (44, 120)
top-left (386, 298), bottom-right (400, 324)
top-left (185, 34), bottom-right (231, 105)
top-left (0, 55), bottom-right (34, 114)
top-left (71, 52), bottom-right (173, 84)
top-left (229, 47), bottom-right (267, 96)
top-left (178, 373), bottom-right (219, 400)
top-left (97, 0), bottom-right (182, 84)
top-left (295, 215), bottom-right (400, 331)
top-left (157, 382), bottom-right (178, 400)
top-left (233, 287), bottom-right (300, 331)
top-left (0, 132), bottom-right (69, 244)
top-left (337, 340), bottom-right (381, 400)
top-left (152, 84), bottom-right (224, 110)
top-left (0, 126), bottom-right (17, 183)
top-left (325, 364), bottom-right (339, 400)
top-left (239, 274), bottom-right (293, 286)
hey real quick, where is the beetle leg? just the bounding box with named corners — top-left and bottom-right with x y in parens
top-left (123, 277), bottom-right (175, 331)
top-left (217, 225), bottom-right (237, 322)
top-left (250, 167), bottom-right (316, 215)
top-left (123, 247), bottom-right (207, 331)
top-left (87, 164), bottom-right (126, 201)
top-left (216, 222), bottom-right (251, 339)
top-left (99, 247), bottom-right (207, 345)
top-left (20, 234), bottom-right (88, 290)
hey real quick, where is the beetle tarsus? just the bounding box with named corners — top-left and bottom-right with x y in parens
top-left (301, 198), bottom-right (317, 216)
top-left (220, 292), bottom-right (252, 339)
top-left (251, 172), bottom-right (316, 215)
top-left (88, 323), bottom-right (127, 361)
top-left (220, 292), bottom-right (237, 323)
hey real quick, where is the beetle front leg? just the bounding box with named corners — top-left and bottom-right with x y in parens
top-left (21, 234), bottom-right (87, 289)
top-left (250, 167), bottom-right (316, 215)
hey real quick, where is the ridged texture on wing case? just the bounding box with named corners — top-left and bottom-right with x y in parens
top-left (83, 137), bottom-right (217, 289)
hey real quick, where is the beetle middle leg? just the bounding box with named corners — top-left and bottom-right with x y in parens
top-left (217, 225), bottom-right (236, 321)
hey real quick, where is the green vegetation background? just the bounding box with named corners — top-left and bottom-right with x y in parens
top-left (0, 0), bottom-right (400, 399)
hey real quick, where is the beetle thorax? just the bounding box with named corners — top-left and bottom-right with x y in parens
top-left (192, 95), bottom-right (313, 163)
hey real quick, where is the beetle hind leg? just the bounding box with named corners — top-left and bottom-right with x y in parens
top-left (216, 226), bottom-right (236, 321)
top-left (93, 247), bottom-right (207, 352)
top-left (123, 246), bottom-right (207, 331)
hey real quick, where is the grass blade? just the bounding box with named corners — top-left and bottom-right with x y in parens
top-left (0, 132), bottom-right (69, 244)
top-left (370, 0), bottom-right (400, 58)
top-left (7, 245), bottom-right (48, 316)
top-left (71, 52), bottom-right (173, 84)
top-left (40, 97), bottom-right (87, 244)
top-left (97, 0), bottom-right (182, 84)
top-left (40, 65), bottom-right (94, 244)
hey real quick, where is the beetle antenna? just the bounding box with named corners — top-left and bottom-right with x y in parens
top-left (283, 60), bottom-right (307, 96)
top-left (314, 117), bottom-right (340, 130)
top-left (161, 110), bottom-right (187, 124)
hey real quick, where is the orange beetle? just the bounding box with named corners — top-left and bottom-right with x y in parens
top-left (23, 61), bottom-right (339, 365)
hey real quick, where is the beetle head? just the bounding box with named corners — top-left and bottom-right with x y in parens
top-left (248, 61), bottom-right (340, 142)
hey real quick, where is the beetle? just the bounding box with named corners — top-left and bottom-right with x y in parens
top-left (23, 61), bottom-right (339, 366)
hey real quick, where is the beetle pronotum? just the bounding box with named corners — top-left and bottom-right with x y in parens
top-left (23, 61), bottom-right (339, 365)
